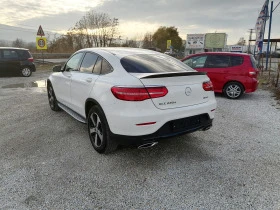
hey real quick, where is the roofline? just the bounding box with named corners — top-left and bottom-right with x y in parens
top-left (75, 47), bottom-right (160, 58)
top-left (187, 52), bottom-right (251, 56)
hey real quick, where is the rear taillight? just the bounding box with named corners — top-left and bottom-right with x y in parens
top-left (203, 81), bottom-right (214, 91)
top-left (28, 57), bottom-right (34, 62)
top-left (249, 68), bottom-right (258, 78)
top-left (111, 86), bottom-right (168, 101)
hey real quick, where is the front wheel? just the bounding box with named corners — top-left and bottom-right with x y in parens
top-left (224, 82), bottom-right (244, 99)
top-left (47, 83), bottom-right (61, 111)
top-left (21, 67), bottom-right (32, 77)
top-left (87, 106), bottom-right (117, 154)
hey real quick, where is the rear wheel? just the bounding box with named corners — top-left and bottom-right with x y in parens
top-left (224, 82), bottom-right (244, 99)
top-left (87, 106), bottom-right (117, 154)
top-left (21, 67), bottom-right (32, 77)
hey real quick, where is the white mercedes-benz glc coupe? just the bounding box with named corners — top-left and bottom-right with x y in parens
top-left (47, 48), bottom-right (216, 153)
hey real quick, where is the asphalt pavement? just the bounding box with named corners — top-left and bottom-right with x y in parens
top-left (0, 71), bottom-right (280, 209)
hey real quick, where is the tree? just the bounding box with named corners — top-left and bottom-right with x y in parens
top-left (122, 39), bottom-right (139, 48)
top-left (12, 38), bottom-right (25, 48)
top-left (142, 33), bottom-right (153, 49)
top-left (25, 42), bottom-right (36, 52)
top-left (47, 11), bottom-right (119, 52)
top-left (152, 26), bottom-right (182, 52)
top-left (48, 32), bottom-right (75, 53)
top-left (237, 37), bottom-right (246, 46)
top-left (73, 11), bottom-right (119, 48)
top-left (0, 40), bottom-right (10, 47)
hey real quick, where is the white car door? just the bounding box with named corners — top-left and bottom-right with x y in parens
top-left (52, 53), bottom-right (84, 107)
top-left (70, 53), bottom-right (102, 117)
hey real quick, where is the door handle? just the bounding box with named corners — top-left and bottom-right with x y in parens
top-left (65, 74), bottom-right (71, 78)
top-left (85, 78), bottom-right (92, 83)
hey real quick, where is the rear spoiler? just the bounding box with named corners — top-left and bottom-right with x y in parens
top-left (140, 72), bottom-right (206, 79)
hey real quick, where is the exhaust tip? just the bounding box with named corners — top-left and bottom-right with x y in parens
top-left (202, 126), bottom-right (211, 131)
top-left (138, 142), bottom-right (158, 149)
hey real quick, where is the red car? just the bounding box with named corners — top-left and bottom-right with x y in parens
top-left (181, 52), bottom-right (259, 99)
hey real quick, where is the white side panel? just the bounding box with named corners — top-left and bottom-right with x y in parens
top-left (50, 71), bottom-right (72, 107)
top-left (70, 72), bottom-right (99, 116)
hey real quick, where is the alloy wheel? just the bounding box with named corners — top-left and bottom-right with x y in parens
top-left (89, 113), bottom-right (103, 147)
top-left (226, 84), bottom-right (242, 98)
top-left (22, 68), bottom-right (31, 77)
top-left (48, 86), bottom-right (55, 109)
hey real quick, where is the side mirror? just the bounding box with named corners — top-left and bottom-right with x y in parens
top-left (52, 65), bottom-right (62, 72)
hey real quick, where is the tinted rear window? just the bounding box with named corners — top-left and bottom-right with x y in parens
top-left (250, 55), bottom-right (257, 68)
top-left (17, 50), bottom-right (31, 59)
top-left (230, 56), bottom-right (244, 66)
top-left (121, 54), bottom-right (192, 73)
top-left (205, 55), bottom-right (230, 68)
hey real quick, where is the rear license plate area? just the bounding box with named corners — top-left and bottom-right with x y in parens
top-left (171, 116), bottom-right (200, 132)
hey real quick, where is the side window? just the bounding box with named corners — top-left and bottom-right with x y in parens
top-left (3, 50), bottom-right (19, 59)
top-left (17, 50), bottom-right (31, 59)
top-left (80, 53), bottom-right (98, 73)
top-left (93, 57), bottom-right (102, 74)
top-left (182, 58), bottom-right (193, 67)
top-left (101, 59), bottom-right (113, 74)
top-left (191, 56), bottom-right (207, 68)
top-left (230, 56), bottom-right (244, 67)
top-left (65, 53), bottom-right (84, 71)
top-left (205, 55), bottom-right (229, 68)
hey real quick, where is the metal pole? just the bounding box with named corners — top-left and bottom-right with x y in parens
top-left (265, 1), bottom-right (273, 71)
top-left (269, 42), bottom-right (272, 69)
top-left (262, 53), bottom-right (264, 75)
top-left (269, 43), bottom-right (272, 80)
top-left (258, 0), bottom-right (269, 66)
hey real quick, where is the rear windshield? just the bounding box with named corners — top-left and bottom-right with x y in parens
top-left (250, 55), bottom-right (257, 68)
top-left (120, 54), bottom-right (193, 73)
top-left (17, 50), bottom-right (32, 59)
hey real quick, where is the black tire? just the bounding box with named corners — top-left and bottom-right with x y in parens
top-left (87, 106), bottom-right (117, 154)
top-left (21, 67), bottom-right (32, 77)
top-left (47, 83), bottom-right (61, 111)
top-left (223, 82), bottom-right (244, 99)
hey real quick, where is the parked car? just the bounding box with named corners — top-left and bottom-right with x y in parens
top-left (47, 48), bottom-right (216, 154)
top-left (181, 52), bottom-right (259, 99)
top-left (0, 47), bottom-right (36, 77)
top-left (164, 50), bottom-right (177, 57)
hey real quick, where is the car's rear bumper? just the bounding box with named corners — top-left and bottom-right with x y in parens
top-left (104, 98), bottom-right (216, 136)
top-left (245, 78), bottom-right (258, 93)
top-left (30, 63), bottom-right (36, 72)
top-left (111, 114), bottom-right (213, 146)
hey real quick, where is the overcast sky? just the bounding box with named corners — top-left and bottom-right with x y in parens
top-left (1, 0), bottom-right (279, 45)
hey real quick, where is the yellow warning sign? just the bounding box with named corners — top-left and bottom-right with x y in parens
top-left (36, 37), bottom-right (47, 50)
top-left (167, 40), bottom-right (171, 49)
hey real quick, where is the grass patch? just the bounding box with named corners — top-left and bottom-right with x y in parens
top-left (259, 71), bottom-right (280, 105)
